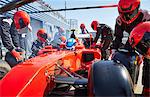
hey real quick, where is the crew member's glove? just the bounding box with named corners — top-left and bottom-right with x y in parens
top-left (16, 47), bottom-right (25, 55)
top-left (11, 49), bottom-right (23, 61)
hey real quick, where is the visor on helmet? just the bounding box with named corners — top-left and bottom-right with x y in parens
top-left (119, 6), bottom-right (139, 21)
top-left (19, 18), bottom-right (26, 29)
top-left (39, 33), bottom-right (48, 40)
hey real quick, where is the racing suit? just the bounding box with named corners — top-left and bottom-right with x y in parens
top-left (29, 39), bottom-right (49, 58)
top-left (112, 10), bottom-right (150, 50)
top-left (142, 58), bottom-right (150, 96)
top-left (81, 28), bottom-right (89, 34)
top-left (51, 31), bottom-right (65, 49)
top-left (81, 28), bottom-right (91, 48)
top-left (93, 23), bottom-right (113, 60)
top-left (0, 16), bottom-right (20, 58)
top-left (0, 41), bottom-right (2, 59)
top-left (111, 10), bottom-right (150, 95)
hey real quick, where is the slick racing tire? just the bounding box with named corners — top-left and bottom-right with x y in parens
top-left (89, 60), bottom-right (134, 96)
top-left (0, 60), bottom-right (11, 79)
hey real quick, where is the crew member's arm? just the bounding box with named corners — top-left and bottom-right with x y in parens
top-left (0, 19), bottom-right (22, 60)
top-left (31, 41), bottom-right (43, 56)
top-left (111, 21), bottom-right (124, 50)
top-left (10, 21), bottom-right (20, 48)
top-left (0, 19), bottom-right (14, 51)
top-left (101, 26), bottom-right (113, 50)
top-left (93, 27), bottom-right (101, 43)
top-left (86, 29), bottom-right (89, 34)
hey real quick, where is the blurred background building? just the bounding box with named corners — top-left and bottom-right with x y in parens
top-left (0, 0), bottom-right (78, 56)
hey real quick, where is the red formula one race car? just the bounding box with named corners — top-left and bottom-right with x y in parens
top-left (0, 43), bottom-right (101, 96)
top-left (0, 0), bottom-right (142, 97)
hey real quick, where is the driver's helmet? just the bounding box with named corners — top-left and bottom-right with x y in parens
top-left (66, 38), bottom-right (76, 50)
top-left (118, 0), bottom-right (140, 24)
top-left (129, 22), bottom-right (150, 55)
